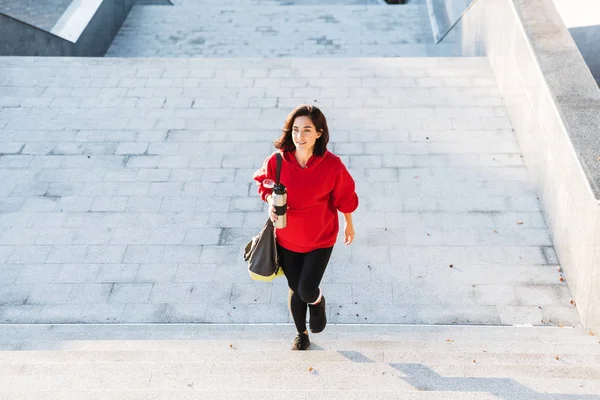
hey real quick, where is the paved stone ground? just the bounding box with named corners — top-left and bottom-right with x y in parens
top-left (0, 56), bottom-right (579, 326)
top-left (106, 2), bottom-right (462, 57)
top-left (0, 0), bottom-right (72, 31)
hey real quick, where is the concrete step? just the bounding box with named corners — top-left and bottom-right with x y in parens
top-left (4, 330), bottom-right (597, 346)
top-left (107, 4), bottom-right (440, 57)
top-left (1, 321), bottom-right (595, 340)
top-left (0, 325), bottom-right (598, 397)
top-left (2, 347), bottom-right (600, 364)
top-left (0, 324), bottom-right (597, 346)
top-left (2, 373), bottom-right (600, 393)
top-left (3, 337), bottom-right (600, 354)
top-left (0, 391), bottom-right (501, 400)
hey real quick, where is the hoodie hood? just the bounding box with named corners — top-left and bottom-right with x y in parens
top-left (281, 149), bottom-right (329, 170)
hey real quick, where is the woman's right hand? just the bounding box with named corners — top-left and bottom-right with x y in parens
top-left (267, 194), bottom-right (278, 223)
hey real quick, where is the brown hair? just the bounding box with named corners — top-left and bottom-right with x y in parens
top-left (274, 104), bottom-right (330, 156)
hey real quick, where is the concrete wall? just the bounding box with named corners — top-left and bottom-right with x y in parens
top-left (447, 0), bottom-right (600, 331)
top-left (552, 0), bottom-right (600, 86)
top-left (0, 0), bottom-right (135, 56)
top-left (0, 13), bottom-right (73, 56)
top-left (72, 0), bottom-right (136, 56)
top-left (0, 0), bottom-right (74, 31)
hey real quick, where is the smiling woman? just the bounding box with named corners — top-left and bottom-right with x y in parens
top-left (290, 116), bottom-right (322, 167)
top-left (253, 104), bottom-right (359, 350)
top-left (274, 106), bottom-right (329, 158)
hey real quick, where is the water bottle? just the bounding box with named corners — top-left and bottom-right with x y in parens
top-left (272, 183), bottom-right (287, 229)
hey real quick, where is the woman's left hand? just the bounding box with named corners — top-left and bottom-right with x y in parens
top-left (344, 223), bottom-right (355, 245)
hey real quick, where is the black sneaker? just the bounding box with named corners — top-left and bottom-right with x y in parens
top-left (292, 332), bottom-right (310, 350)
top-left (309, 295), bottom-right (326, 333)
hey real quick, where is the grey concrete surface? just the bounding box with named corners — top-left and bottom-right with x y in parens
top-left (447, 0), bottom-right (600, 333)
top-left (0, 13), bottom-right (73, 56)
top-left (0, 0), bottom-right (73, 31)
top-left (106, 3), bottom-right (463, 57)
top-left (0, 56), bottom-right (579, 326)
top-left (0, 324), bottom-right (598, 398)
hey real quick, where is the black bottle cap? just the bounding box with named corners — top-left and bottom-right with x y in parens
top-left (273, 183), bottom-right (286, 194)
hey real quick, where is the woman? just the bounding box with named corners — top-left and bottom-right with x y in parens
top-left (253, 104), bottom-right (359, 350)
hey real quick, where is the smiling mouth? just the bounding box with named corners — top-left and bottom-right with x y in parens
top-left (297, 142), bottom-right (306, 145)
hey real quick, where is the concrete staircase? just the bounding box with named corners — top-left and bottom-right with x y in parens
top-left (0, 324), bottom-right (599, 399)
top-left (1, 0), bottom-right (598, 397)
top-left (1, 54), bottom-right (594, 397)
top-left (106, 0), bottom-right (462, 57)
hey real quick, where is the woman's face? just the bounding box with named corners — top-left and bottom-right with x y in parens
top-left (292, 116), bottom-right (322, 153)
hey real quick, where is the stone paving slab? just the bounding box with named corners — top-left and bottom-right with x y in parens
top-left (106, 4), bottom-right (450, 57)
top-left (0, 56), bottom-right (579, 326)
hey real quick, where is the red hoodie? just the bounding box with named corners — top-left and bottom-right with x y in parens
top-left (253, 149), bottom-right (359, 253)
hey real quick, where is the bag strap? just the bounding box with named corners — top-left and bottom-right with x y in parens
top-left (275, 152), bottom-right (282, 185)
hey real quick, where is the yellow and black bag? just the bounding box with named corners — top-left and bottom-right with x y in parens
top-left (244, 153), bottom-right (284, 282)
top-left (244, 218), bottom-right (284, 281)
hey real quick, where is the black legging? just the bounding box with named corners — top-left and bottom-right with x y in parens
top-left (277, 243), bottom-right (333, 334)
